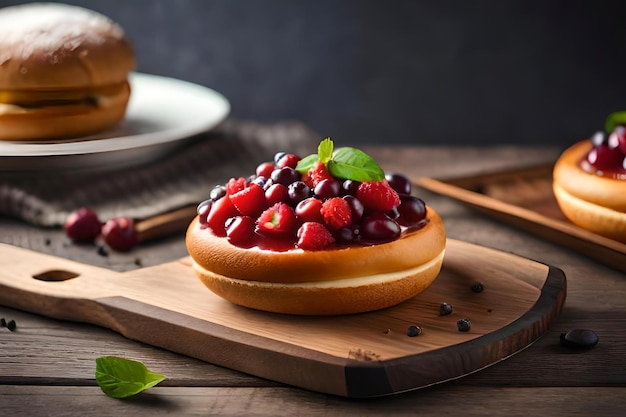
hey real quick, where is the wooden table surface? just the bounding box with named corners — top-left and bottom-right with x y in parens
top-left (1, 145), bottom-right (625, 416)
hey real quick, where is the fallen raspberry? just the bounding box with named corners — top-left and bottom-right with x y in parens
top-left (64, 207), bottom-right (101, 242)
top-left (356, 180), bottom-right (401, 212)
top-left (321, 197), bottom-right (352, 230)
top-left (297, 222), bottom-right (335, 250)
top-left (256, 202), bottom-right (298, 238)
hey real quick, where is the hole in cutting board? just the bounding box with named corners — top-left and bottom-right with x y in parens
top-left (32, 270), bottom-right (80, 282)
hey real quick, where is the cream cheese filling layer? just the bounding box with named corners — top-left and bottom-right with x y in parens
top-left (193, 248), bottom-right (445, 289)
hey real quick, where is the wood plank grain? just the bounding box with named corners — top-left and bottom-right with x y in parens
top-left (1, 386), bottom-right (624, 417)
top-left (0, 239), bottom-right (565, 397)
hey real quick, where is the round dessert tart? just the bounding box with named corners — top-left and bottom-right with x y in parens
top-left (0, 3), bottom-right (136, 140)
top-left (553, 122), bottom-right (626, 243)
top-left (186, 138), bottom-right (447, 315)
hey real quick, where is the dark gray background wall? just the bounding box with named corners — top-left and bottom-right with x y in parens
top-left (3, 0), bottom-right (626, 147)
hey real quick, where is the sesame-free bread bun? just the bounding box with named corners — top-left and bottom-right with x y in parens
top-left (553, 140), bottom-right (626, 243)
top-left (0, 3), bottom-right (136, 140)
top-left (186, 207), bottom-right (447, 315)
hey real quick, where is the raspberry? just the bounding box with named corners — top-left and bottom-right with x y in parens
top-left (321, 197), bottom-right (352, 230)
top-left (229, 183), bottom-right (266, 217)
top-left (356, 180), bottom-right (401, 212)
top-left (302, 160), bottom-right (333, 189)
top-left (297, 222), bottom-right (335, 250)
top-left (226, 177), bottom-right (247, 195)
top-left (256, 202), bottom-right (298, 238)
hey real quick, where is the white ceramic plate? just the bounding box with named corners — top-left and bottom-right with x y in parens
top-left (0, 72), bottom-right (230, 173)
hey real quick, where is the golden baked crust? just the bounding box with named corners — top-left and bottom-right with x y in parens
top-left (186, 208), bottom-right (446, 283)
top-left (186, 207), bottom-right (447, 315)
top-left (553, 140), bottom-right (626, 242)
top-left (553, 140), bottom-right (626, 212)
top-left (0, 3), bottom-right (135, 89)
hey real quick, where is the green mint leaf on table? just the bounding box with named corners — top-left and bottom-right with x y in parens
top-left (605, 111), bottom-right (626, 134)
top-left (329, 147), bottom-right (385, 181)
top-left (295, 138), bottom-right (385, 181)
top-left (95, 356), bottom-right (166, 399)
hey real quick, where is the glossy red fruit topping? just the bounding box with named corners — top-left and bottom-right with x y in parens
top-left (265, 183), bottom-right (289, 205)
top-left (608, 125), bottom-right (626, 154)
top-left (226, 177), bottom-right (247, 195)
top-left (101, 217), bottom-right (138, 252)
top-left (360, 212), bottom-right (401, 242)
top-left (314, 178), bottom-right (341, 199)
top-left (397, 195), bottom-right (428, 227)
top-left (206, 196), bottom-right (239, 236)
top-left (295, 198), bottom-right (324, 223)
top-left (225, 216), bottom-right (257, 247)
top-left (385, 173), bottom-right (412, 195)
top-left (302, 160), bottom-right (333, 189)
top-left (64, 207), bottom-right (101, 242)
top-left (321, 197), bottom-right (352, 230)
top-left (297, 222), bottom-right (335, 250)
top-left (585, 144), bottom-right (624, 173)
top-left (276, 153), bottom-right (301, 169)
top-left (356, 180), bottom-right (401, 212)
top-left (256, 162), bottom-right (275, 179)
top-left (256, 202), bottom-right (298, 238)
top-left (229, 183), bottom-right (266, 217)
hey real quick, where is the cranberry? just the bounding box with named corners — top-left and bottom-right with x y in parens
top-left (397, 195), bottom-right (427, 226)
top-left (64, 207), bottom-right (101, 242)
top-left (608, 125), bottom-right (626, 154)
top-left (101, 217), bottom-right (138, 251)
top-left (295, 198), bottom-right (324, 223)
top-left (586, 144), bottom-right (624, 172)
top-left (385, 173), bottom-right (412, 195)
top-left (197, 199), bottom-right (213, 225)
top-left (256, 162), bottom-right (275, 178)
top-left (343, 195), bottom-right (364, 223)
top-left (271, 167), bottom-right (299, 186)
top-left (265, 183), bottom-right (289, 205)
top-left (360, 212), bottom-right (401, 242)
top-left (314, 178), bottom-right (341, 199)
top-left (276, 153), bottom-right (301, 169)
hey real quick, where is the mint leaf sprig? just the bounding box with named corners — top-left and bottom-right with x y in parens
top-left (296, 138), bottom-right (385, 182)
top-left (605, 110), bottom-right (626, 134)
top-left (95, 356), bottom-right (166, 399)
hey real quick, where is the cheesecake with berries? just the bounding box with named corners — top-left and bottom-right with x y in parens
top-left (553, 112), bottom-right (626, 243)
top-left (186, 138), bottom-right (446, 315)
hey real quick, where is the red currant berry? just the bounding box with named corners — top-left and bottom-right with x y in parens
top-left (101, 217), bottom-right (138, 251)
top-left (256, 162), bottom-right (275, 178)
top-left (64, 207), bottom-right (101, 242)
top-left (295, 198), bottom-right (324, 223)
top-left (276, 153), bottom-right (301, 169)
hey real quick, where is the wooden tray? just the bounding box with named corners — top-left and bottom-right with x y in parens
top-left (0, 239), bottom-right (565, 397)
top-left (416, 165), bottom-right (626, 274)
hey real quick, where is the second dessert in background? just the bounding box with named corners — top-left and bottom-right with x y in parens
top-left (0, 3), bottom-right (135, 141)
top-left (553, 111), bottom-right (626, 243)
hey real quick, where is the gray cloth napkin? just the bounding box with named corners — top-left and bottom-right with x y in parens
top-left (0, 119), bottom-right (319, 227)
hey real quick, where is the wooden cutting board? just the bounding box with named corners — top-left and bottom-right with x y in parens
top-left (0, 239), bottom-right (566, 397)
